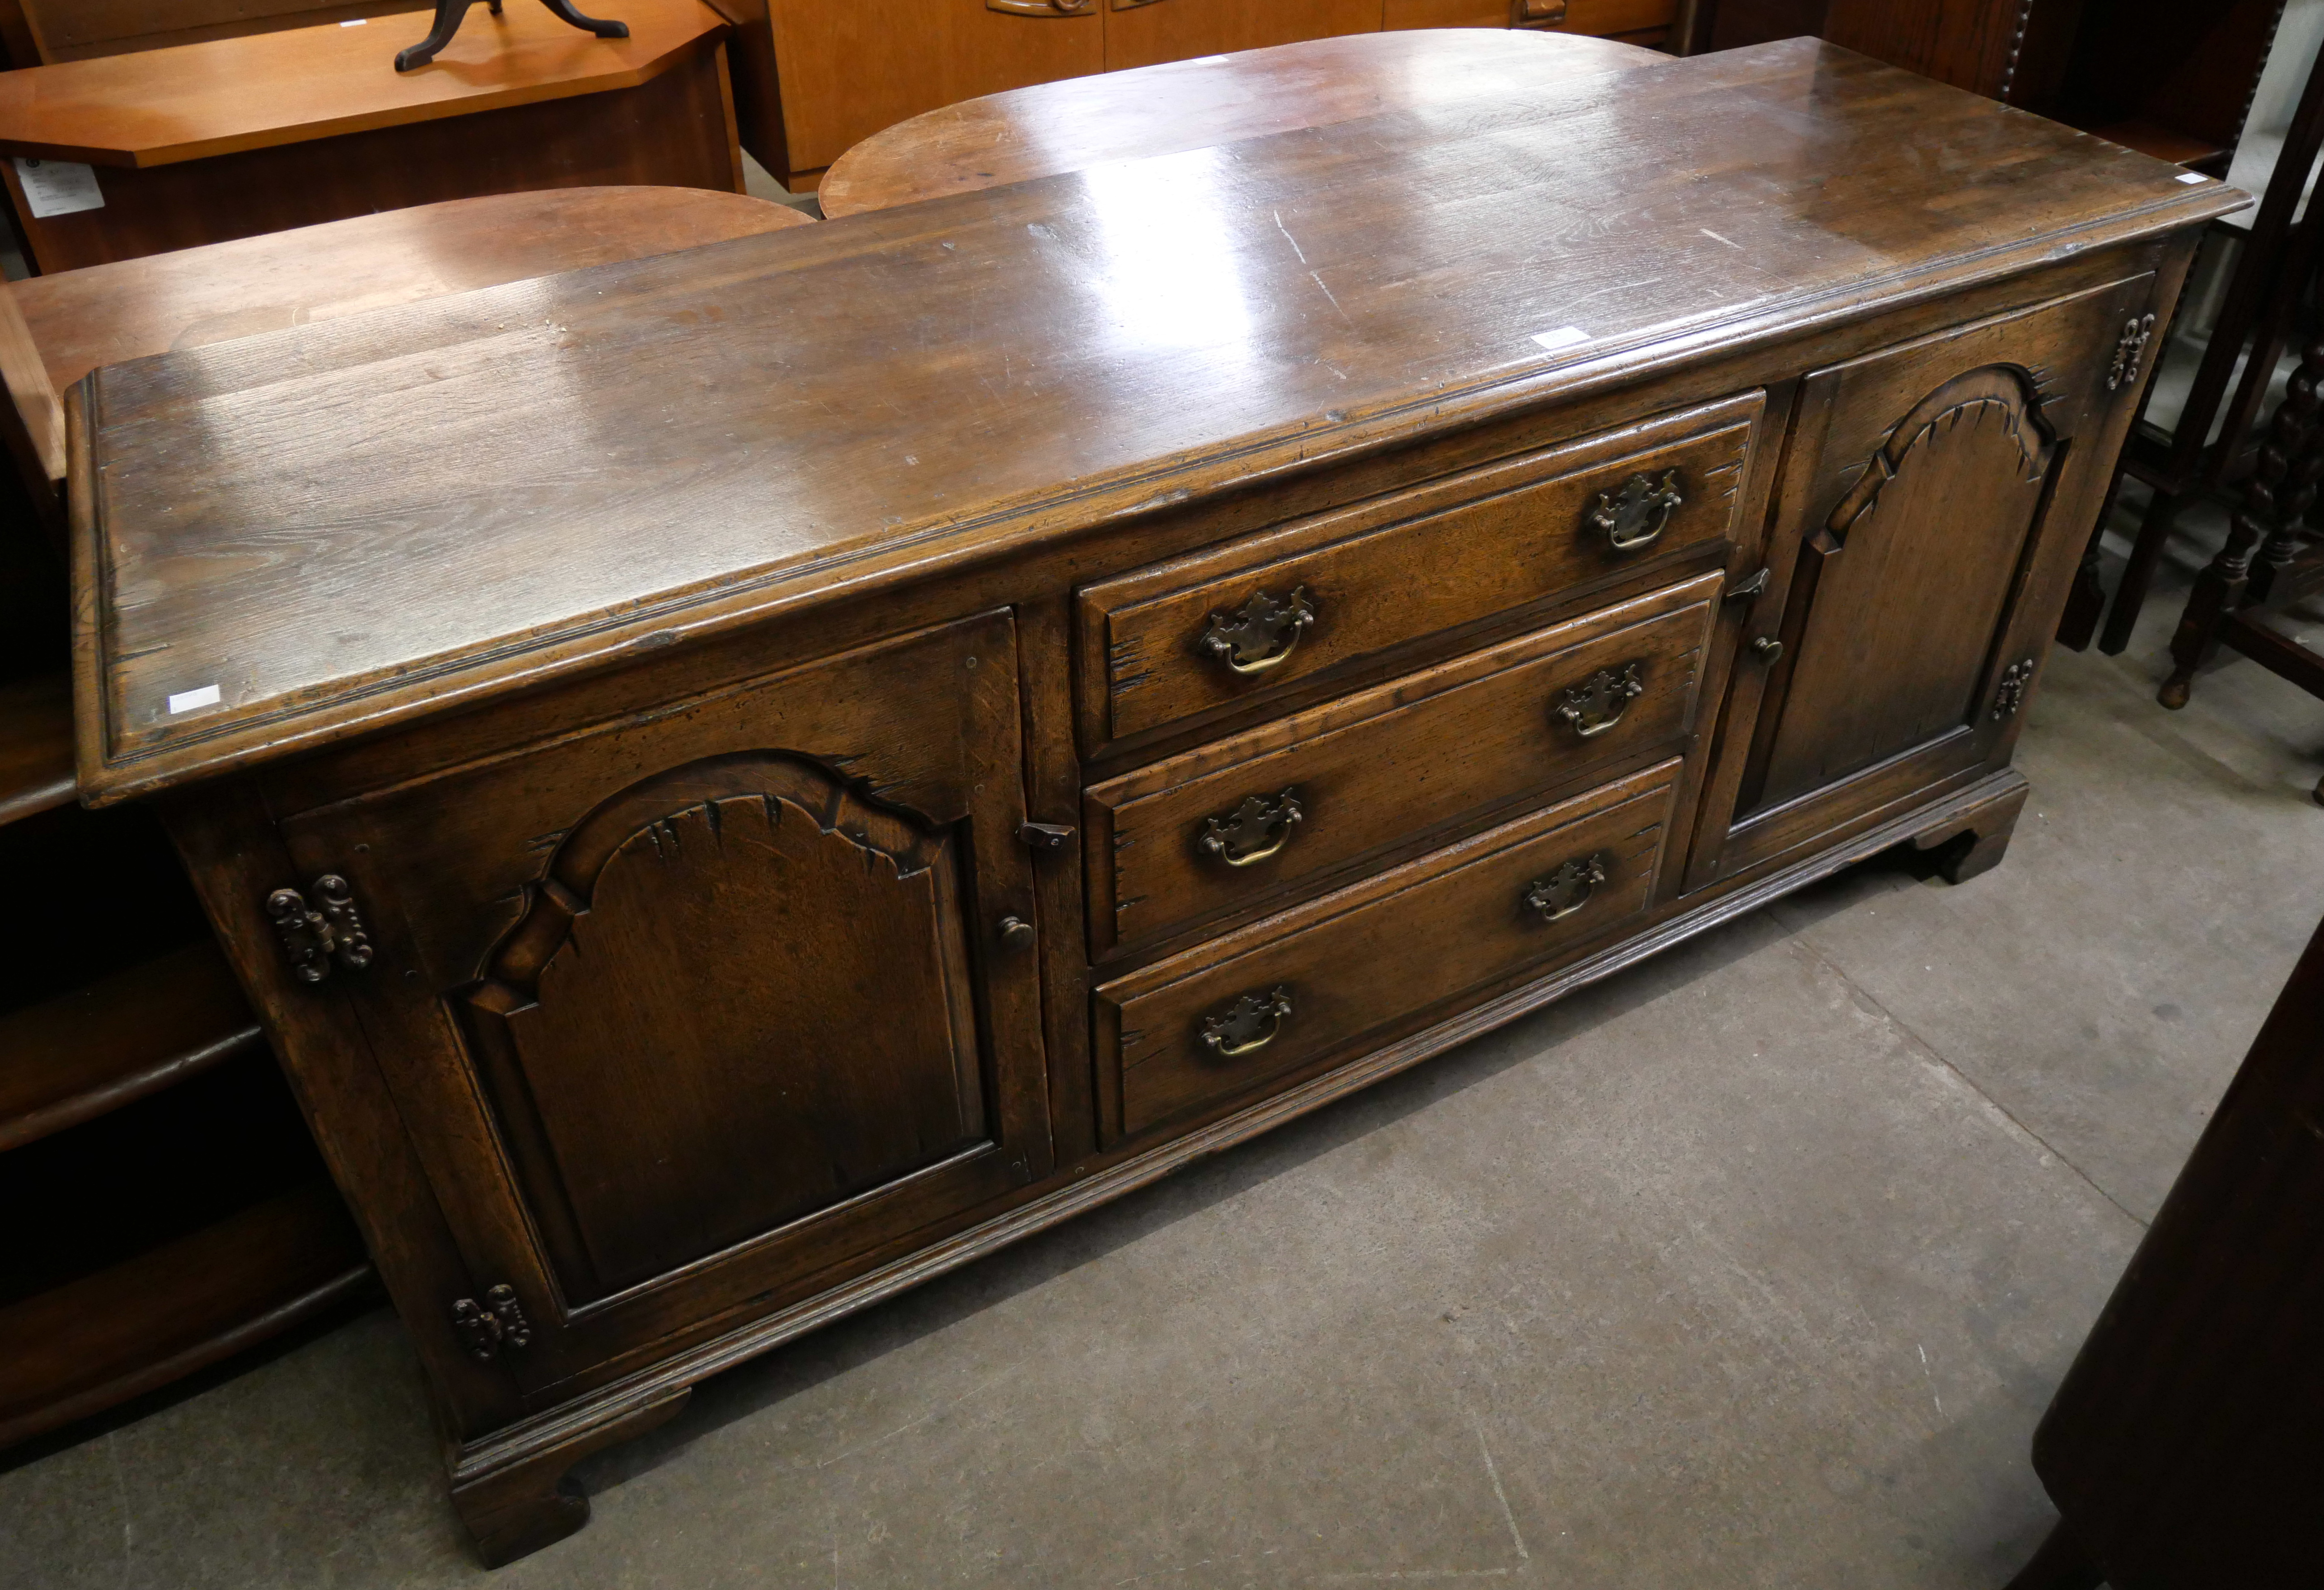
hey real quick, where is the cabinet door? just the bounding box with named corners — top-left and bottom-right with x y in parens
top-left (1105, 0), bottom-right (1381, 73)
top-left (272, 614), bottom-right (1050, 1389)
top-left (769, 0), bottom-right (1103, 174)
top-left (1685, 273), bottom-right (2160, 890)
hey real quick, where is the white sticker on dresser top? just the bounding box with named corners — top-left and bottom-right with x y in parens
top-left (166, 684), bottom-right (222, 715)
top-left (1531, 326), bottom-right (1591, 353)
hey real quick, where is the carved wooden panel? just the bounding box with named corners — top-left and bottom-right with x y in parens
top-left (1745, 363), bottom-right (2057, 813)
top-left (272, 613), bottom-right (1051, 1381)
top-left (460, 754), bottom-right (987, 1302)
top-left (1681, 271), bottom-right (2159, 893)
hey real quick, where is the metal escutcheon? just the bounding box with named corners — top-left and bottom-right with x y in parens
top-left (1588, 468), bottom-right (1684, 554)
top-left (1523, 854), bottom-right (1607, 922)
top-left (1198, 587), bottom-right (1318, 676)
top-left (1554, 663), bottom-right (1646, 739)
top-left (1200, 986), bottom-right (1294, 1058)
top-left (1199, 789), bottom-right (1304, 866)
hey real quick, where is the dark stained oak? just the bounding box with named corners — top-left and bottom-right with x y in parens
top-left (71, 42), bottom-right (2240, 806)
top-left (1084, 571), bottom-right (1724, 958)
top-left (1096, 759), bottom-right (1681, 1143)
top-left (0, 1179), bottom-right (371, 1448)
top-left (75, 42), bottom-right (2236, 1566)
top-left (11, 186), bottom-right (811, 402)
top-left (0, 669), bottom-right (74, 823)
top-left (0, 939), bottom-right (264, 1153)
top-left (1682, 268), bottom-right (2175, 891)
top-left (1076, 394), bottom-right (1758, 753)
top-left (819, 29), bottom-right (1663, 219)
top-left (263, 613), bottom-right (1052, 1394)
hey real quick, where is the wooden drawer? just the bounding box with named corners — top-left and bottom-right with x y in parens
top-left (1085, 569), bottom-right (1722, 959)
top-left (1077, 391), bottom-right (1762, 755)
top-left (1094, 759), bottom-right (1681, 1145)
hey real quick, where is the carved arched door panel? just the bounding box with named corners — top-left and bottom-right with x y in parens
top-left (1685, 271), bottom-right (2162, 891)
top-left (275, 613), bottom-right (1051, 1389)
top-left (460, 753), bottom-right (992, 1303)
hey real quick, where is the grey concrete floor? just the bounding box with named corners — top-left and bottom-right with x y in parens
top-left (5, 501), bottom-right (2321, 1589)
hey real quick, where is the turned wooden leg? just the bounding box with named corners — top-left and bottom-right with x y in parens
top-left (1911, 773), bottom-right (2030, 885)
top-left (2161, 335), bottom-right (2324, 709)
top-left (2097, 482), bottom-right (2179, 655)
top-left (2003, 1519), bottom-right (2104, 1590)
top-left (449, 1386), bottom-right (691, 1567)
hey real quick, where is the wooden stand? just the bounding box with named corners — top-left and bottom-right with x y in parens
top-left (395, 0), bottom-right (631, 73)
top-left (0, 0), bottom-right (741, 270)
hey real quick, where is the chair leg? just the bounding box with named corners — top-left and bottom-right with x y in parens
top-left (2099, 481), bottom-right (2181, 655)
top-left (2162, 335), bottom-right (2324, 709)
top-left (394, 0), bottom-right (477, 70)
top-left (2003, 1520), bottom-right (2103, 1590)
top-left (2057, 471), bottom-right (2126, 651)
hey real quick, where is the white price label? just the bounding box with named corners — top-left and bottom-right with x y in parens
top-left (14, 158), bottom-right (103, 218)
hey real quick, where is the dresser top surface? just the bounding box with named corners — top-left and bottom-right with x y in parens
top-left (74, 38), bottom-right (2241, 802)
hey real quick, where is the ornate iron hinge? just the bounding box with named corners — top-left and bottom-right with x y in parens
top-left (1992, 658), bottom-right (2037, 720)
top-left (450, 1284), bottom-right (534, 1363)
top-left (2107, 313), bottom-right (2157, 392)
top-left (266, 874), bottom-right (374, 983)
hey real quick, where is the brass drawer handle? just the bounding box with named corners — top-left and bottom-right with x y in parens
top-left (1199, 788), bottom-right (1303, 867)
top-left (1199, 586), bottom-right (1317, 676)
top-left (1523, 853), bottom-right (1607, 922)
top-left (1589, 468), bottom-right (1684, 554)
top-left (1553, 663), bottom-right (1645, 739)
top-left (1200, 986), bottom-right (1294, 1057)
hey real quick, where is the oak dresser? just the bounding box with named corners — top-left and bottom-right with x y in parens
top-left (68, 40), bottom-right (2240, 1565)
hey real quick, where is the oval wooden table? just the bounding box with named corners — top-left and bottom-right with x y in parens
top-left (818, 28), bottom-right (1664, 219)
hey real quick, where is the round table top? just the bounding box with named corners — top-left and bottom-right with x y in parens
top-left (818, 28), bottom-right (1665, 220)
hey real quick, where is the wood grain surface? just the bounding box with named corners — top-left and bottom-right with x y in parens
top-left (0, 0), bottom-right (727, 167)
top-left (819, 28), bottom-right (1661, 217)
top-left (73, 41), bottom-right (2243, 804)
top-left (13, 187), bottom-right (810, 398)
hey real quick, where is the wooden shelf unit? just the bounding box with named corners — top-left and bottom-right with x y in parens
top-left (0, 939), bottom-right (265, 1154)
top-left (0, 669), bottom-right (72, 826)
top-left (0, 1179), bottom-right (371, 1447)
top-left (0, 483), bottom-right (372, 1452)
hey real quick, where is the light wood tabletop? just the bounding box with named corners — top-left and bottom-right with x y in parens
top-left (0, 0), bottom-right (729, 168)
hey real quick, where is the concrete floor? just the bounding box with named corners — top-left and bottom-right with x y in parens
top-left (6, 504), bottom-right (2321, 1588)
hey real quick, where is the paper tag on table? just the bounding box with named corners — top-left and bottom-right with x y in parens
top-left (14, 159), bottom-right (103, 218)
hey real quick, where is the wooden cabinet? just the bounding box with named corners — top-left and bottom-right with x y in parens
top-left (70, 42), bottom-right (2232, 1569)
top-left (1685, 273), bottom-right (2157, 889)
top-left (758, 0), bottom-right (1102, 175)
top-left (261, 614), bottom-right (1051, 1391)
top-left (1104, 0), bottom-right (1382, 73)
